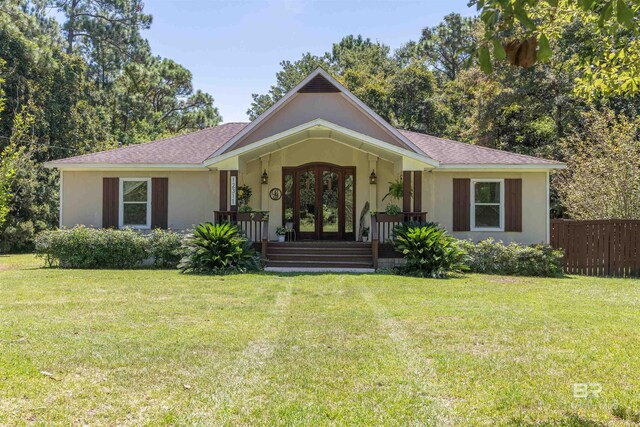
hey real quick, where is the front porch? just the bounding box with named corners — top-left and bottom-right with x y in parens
top-left (214, 209), bottom-right (428, 270)
top-left (207, 119), bottom-right (434, 270)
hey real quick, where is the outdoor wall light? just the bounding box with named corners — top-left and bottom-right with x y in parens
top-left (261, 170), bottom-right (269, 185)
top-left (369, 169), bottom-right (377, 185)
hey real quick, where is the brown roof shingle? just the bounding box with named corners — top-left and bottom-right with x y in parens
top-left (50, 122), bottom-right (561, 167)
top-left (54, 122), bottom-right (248, 165)
top-left (398, 129), bottom-right (561, 165)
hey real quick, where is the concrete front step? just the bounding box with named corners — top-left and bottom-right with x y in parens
top-left (267, 254), bottom-right (373, 262)
top-left (266, 260), bottom-right (374, 269)
top-left (265, 266), bottom-right (376, 273)
top-left (265, 241), bottom-right (374, 269)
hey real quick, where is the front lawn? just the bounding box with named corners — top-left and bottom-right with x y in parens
top-left (1, 254), bottom-right (639, 426)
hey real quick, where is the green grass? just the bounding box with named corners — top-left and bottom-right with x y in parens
top-left (1, 254), bottom-right (639, 426)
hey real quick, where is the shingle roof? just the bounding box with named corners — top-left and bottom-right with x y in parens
top-left (398, 129), bottom-right (562, 165)
top-left (53, 122), bottom-right (248, 165)
top-left (49, 122), bottom-right (561, 167)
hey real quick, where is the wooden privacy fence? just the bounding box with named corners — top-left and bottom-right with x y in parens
top-left (550, 219), bottom-right (640, 277)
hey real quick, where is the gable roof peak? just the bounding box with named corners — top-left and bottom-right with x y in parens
top-left (210, 67), bottom-right (424, 158)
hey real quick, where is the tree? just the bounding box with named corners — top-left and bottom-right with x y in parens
top-left (419, 13), bottom-right (478, 81)
top-left (53, 0), bottom-right (152, 87)
top-left (0, 59), bottom-right (13, 228)
top-left (113, 57), bottom-right (222, 144)
top-left (468, 0), bottom-right (640, 98)
top-left (556, 109), bottom-right (640, 219)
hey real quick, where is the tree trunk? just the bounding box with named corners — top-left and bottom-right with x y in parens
top-left (66, 0), bottom-right (80, 54)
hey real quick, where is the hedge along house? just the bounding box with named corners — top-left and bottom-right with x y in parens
top-left (45, 68), bottom-right (565, 271)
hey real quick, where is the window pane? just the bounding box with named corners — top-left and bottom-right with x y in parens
top-left (284, 173), bottom-right (294, 224)
top-left (475, 204), bottom-right (500, 228)
top-left (123, 203), bottom-right (147, 225)
top-left (344, 174), bottom-right (354, 233)
top-left (123, 181), bottom-right (148, 202)
top-left (474, 182), bottom-right (500, 203)
top-left (322, 171), bottom-right (339, 233)
top-left (299, 170), bottom-right (315, 233)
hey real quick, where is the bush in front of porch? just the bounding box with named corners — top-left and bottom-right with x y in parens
top-left (178, 222), bottom-right (262, 274)
top-left (392, 223), bottom-right (468, 278)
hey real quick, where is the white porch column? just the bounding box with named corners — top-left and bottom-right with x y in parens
top-left (368, 154), bottom-right (378, 213)
top-left (260, 154), bottom-right (270, 212)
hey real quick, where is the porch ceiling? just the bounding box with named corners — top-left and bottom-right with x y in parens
top-left (204, 119), bottom-right (438, 170)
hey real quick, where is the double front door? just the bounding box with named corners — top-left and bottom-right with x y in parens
top-left (283, 163), bottom-right (355, 240)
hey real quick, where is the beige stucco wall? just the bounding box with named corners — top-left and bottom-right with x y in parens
top-left (60, 159), bottom-right (549, 245)
top-left (425, 171), bottom-right (549, 244)
top-left (239, 93), bottom-right (405, 148)
top-left (61, 170), bottom-right (219, 230)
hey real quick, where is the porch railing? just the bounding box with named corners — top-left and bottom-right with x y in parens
top-left (214, 211), bottom-right (269, 258)
top-left (371, 212), bottom-right (428, 269)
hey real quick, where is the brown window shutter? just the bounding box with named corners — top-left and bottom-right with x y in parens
top-left (452, 178), bottom-right (470, 231)
top-left (102, 177), bottom-right (119, 228)
top-left (505, 178), bottom-right (522, 232)
top-left (151, 177), bottom-right (169, 229)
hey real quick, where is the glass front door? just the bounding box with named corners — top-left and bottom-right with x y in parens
top-left (282, 163), bottom-right (355, 240)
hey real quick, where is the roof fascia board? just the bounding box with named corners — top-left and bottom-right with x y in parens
top-left (44, 162), bottom-right (208, 171)
top-left (434, 163), bottom-right (566, 171)
top-left (204, 118), bottom-right (439, 168)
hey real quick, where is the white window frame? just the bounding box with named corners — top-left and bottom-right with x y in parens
top-left (119, 178), bottom-right (152, 229)
top-left (470, 178), bottom-right (504, 232)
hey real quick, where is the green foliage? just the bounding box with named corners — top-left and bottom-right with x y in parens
top-left (238, 205), bottom-right (253, 213)
top-left (393, 224), bottom-right (468, 278)
top-left (237, 184), bottom-right (252, 207)
top-left (460, 238), bottom-right (564, 277)
top-left (178, 223), bottom-right (262, 274)
top-left (469, 0), bottom-right (640, 98)
top-left (383, 177), bottom-right (406, 202)
top-left (419, 13), bottom-right (478, 81)
top-left (384, 204), bottom-right (401, 215)
top-left (149, 229), bottom-right (185, 268)
top-left (556, 109), bottom-right (640, 219)
top-left (0, 1), bottom-right (220, 244)
top-left (35, 227), bottom-right (186, 268)
top-left (35, 226), bottom-right (149, 269)
top-left (0, 105), bottom-right (59, 253)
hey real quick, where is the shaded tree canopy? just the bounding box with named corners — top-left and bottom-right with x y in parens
top-left (0, 0), bottom-right (220, 251)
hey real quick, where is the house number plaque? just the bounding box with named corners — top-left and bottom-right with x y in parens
top-left (269, 188), bottom-right (282, 200)
top-left (230, 175), bottom-right (237, 206)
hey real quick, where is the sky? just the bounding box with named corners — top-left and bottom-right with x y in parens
top-left (142, 0), bottom-right (475, 123)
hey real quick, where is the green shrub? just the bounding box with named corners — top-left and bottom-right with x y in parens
top-left (35, 227), bottom-right (187, 269)
top-left (149, 229), bottom-right (185, 268)
top-left (35, 226), bottom-right (149, 269)
top-left (460, 238), bottom-right (564, 277)
top-left (393, 224), bottom-right (468, 278)
top-left (178, 222), bottom-right (262, 274)
top-left (0, 219), bottom-right (42, 253)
